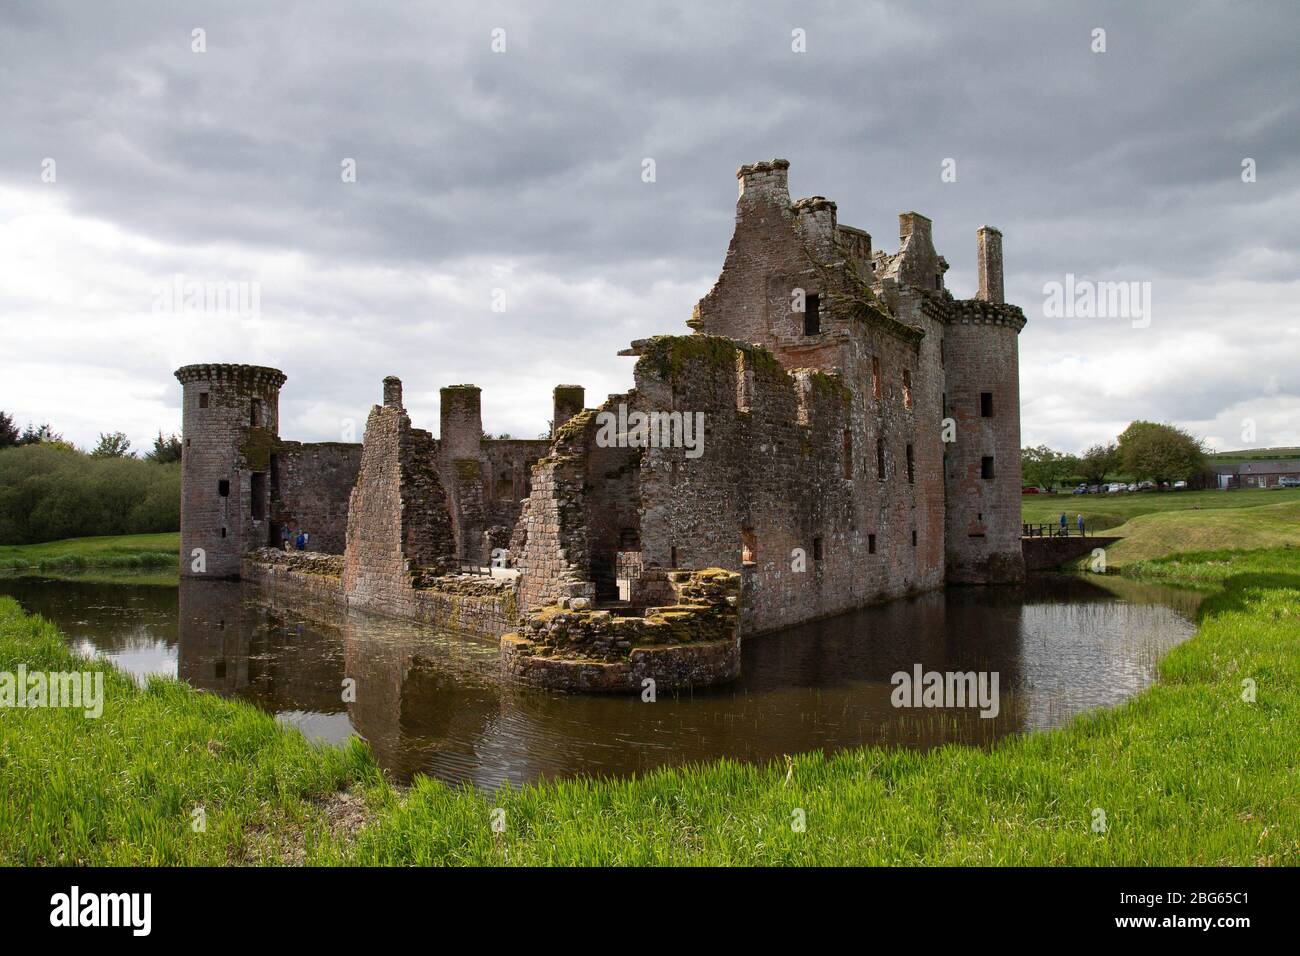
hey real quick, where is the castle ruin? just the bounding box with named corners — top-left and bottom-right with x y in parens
top-left (174, 159), bottom-right (1026, 692)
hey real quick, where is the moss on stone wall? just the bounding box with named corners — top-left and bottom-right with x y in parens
top-left (238, 427), bottom-right (277, 471)
top-left (453, 458), bottom-right (481, 480)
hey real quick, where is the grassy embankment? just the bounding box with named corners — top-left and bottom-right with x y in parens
top-left (0, 532), bottom-right (179, 576)
top-left (2, 545), bottom-right (1297, 865)
top-left (1023, 487), bottom-right (1300, 568)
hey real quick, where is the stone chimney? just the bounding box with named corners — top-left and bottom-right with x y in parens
top-left (552, 385), bottom-right (585, 437)
top-left (899, 211), bottom-right (932, 244)
top-left (736, 158), bottom-right (790, 204)
top-left (976, 226), bottom-right (1004, 304)
top-left (439, 385), bottom-right (482, 461)
top-left (382, 375), bottom-right (403, 409)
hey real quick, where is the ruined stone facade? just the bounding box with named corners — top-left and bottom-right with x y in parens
top-left (175, 158), bottom-right (1026, 690)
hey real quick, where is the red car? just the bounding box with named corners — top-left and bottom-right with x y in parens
top-left (1021, 486), bottom-right (1041, 494)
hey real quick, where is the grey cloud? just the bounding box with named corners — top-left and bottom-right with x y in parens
top-left (1, 0), bottom-right (1297, 452)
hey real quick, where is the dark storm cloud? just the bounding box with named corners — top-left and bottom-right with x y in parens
top-left (1, 0), bottom-right (1297, 451)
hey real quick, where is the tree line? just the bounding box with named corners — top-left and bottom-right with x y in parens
top-left (1022, 421), bottom-right (1208, 490)
top-left (0, 411), bottom-right (181, 544)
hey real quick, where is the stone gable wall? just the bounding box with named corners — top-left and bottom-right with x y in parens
top-left (269, 440), bottom-right (362, 554)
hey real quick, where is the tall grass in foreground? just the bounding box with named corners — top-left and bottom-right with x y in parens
top-left (1, 549), bottom-right (1298, 865)
top-left (0, 600), bottom-right (378, 865)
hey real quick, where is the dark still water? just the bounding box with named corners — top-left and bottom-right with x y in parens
top-left (0, 574), bottom-right (1200, 789)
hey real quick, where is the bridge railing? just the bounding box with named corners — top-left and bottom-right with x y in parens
top-left (1022, 523), bottom-right (1089, 539)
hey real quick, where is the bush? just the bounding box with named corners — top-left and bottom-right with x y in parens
top-left (0, 445), bottom-right (180, 544)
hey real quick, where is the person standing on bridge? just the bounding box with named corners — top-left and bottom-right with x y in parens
top-left (1060, 512), bottom-right (1068, 536)
top-left (1077, 514), bottom-right (1086, 536)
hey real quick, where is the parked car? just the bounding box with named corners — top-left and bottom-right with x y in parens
top-left (1088, 485), bottom-right (1102, 494)
top-left (1127, 483), bottom-right (1138, 492)
top-left (1138, 480), bottom-right (1156, 490)
top-left (1278, 476), bottom-right (1300, 488)
top-left (1107, 482), bottom-right (1125, 493)
top-left (1173, 480), bottom-right (1188, 490)
top-left (1071, 486), bottom-right (1088, 495)
top-left (1022, 486), bottom-right (1041, 494)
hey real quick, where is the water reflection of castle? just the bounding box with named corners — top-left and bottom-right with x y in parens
top-left (174, 573), bottom-right (1196, 788)
top-left (178, 579), bottom-right (502, 782)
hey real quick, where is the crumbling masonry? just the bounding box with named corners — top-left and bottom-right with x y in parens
top-left (175, 158), bottom-right (1025, 692)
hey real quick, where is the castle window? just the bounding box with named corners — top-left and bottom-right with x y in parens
top-left (812, 537), bottom-right (824, 562)
top-left (912, 529), bottom-right (917, 546)
top-left (250, 400), bottom-right (262, 427)
top-left (868, 534), bottom-right (877, 554)
top-left (872, 357), bottom-right (882, 401)
top-left (199, 392), bottom-right (209, 409)
top-left (250, 472), bottom-right (266, 520)
top-left (981, 456), bottom-right (995, 480)
top-left (940, 339), bottom-right (945, 365)
top-left (218, 479), bottom-right (230, 498)
top-left (803, 293), bottom-right (821, 335)
top-left (934, 275), bottom-right (942, 290)
top-left (842, 430), bottom-right (852, 479)
top-left (670, 546), bottom-right (678, 569)
top-left (741, 527), bottom-right (757, 567)
top-left (981, 392), bottom-right (994, 417)
top-left (876, 437), bottom-right (886, 480)
top-left (220, 527), bottom-right (226, 538)
top-left (906, 444), bottom-right (915, 483)
top-left (902, 370), bottom-right (913, 410)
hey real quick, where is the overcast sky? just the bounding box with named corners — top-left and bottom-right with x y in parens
top-left (2, 0), bottom-right (1297, 456)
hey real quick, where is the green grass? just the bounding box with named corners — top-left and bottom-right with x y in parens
top-left (3, 547), bottom-right (1299, 865)
top-left (0, 532), bottom-right (179, 574)
top-left (1022, 487), bottom-right (1295, 533)
top-left (1024, 489), bottom-right (1300, 569)
top-left (0, 597), bottom-right (379, 864)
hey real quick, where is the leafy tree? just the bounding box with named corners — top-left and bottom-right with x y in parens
top-left (1078, 442), bottom-right (1119, 485)
top-left (145, 431), bottom-right (183, 464)
top-left (90, 431), bottom-right (134, 458)
top-left (0, 444), bottom-right (179, 544)
top-left (1021, 445), bottom-right (1078, 490)
top-left (1117, 421), bottom-right (1206, 485)
top-left (17, 423), bottom-right (61, 445)
top-left (0, 411), bottom-right (18, 448)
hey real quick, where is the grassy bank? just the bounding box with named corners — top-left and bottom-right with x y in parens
top-left (2, 547), bottom-right (1298, 865)
top-left (1022, 486), bottom-right (1295, 532)
top-left (0, 532), bottom-right (179, 574)
top-left (1024, 488), bottom-right (1300, 569)
top-left (0, 597), bottom-right (378, 864)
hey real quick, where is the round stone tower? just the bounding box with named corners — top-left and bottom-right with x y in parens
top-left (174, 364), bottom-right (286, 579)
top-left (942, 227), bottom-right (1026, 584)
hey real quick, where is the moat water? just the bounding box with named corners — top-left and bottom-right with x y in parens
top-left (0, 573), bottom-right (1201, 789)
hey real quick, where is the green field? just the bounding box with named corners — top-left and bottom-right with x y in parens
top-left (1022, 488), bottom-right (1300, 568)
top-left (0, 532), bottom-right (179, 575)
top-left (2, 546), bottom-right (1298, 865)
top-left (1208, 447), bottom-right (1300, 464)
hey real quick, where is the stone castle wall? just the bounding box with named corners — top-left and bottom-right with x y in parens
top-left (502, 568), bottom-right (741, 692)
top-left (174, 158), bottom-right (1029, 694)
top-left (269, 440), bottom-right (362, 553)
